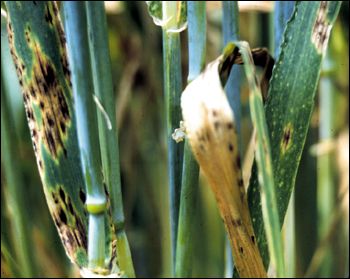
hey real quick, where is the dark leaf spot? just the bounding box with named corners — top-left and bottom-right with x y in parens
top-left (236, 155), bottom-right (241, 169)
top-left (58, 91), bottom-right (70, 120)
top-left (67, 199), bottom-right (74, 215)
top-left (240, 247), bottom-right (244, 254)
top-left (47, 116), bottom-right (55, 127)
top-left (62, 147), bottom-right (67, 158)
top-left (228, 143), bottom-right (234, 152)
top-left (251, 235), bottom-right (255, 244)
top-left (44, 64), bottom-right (56, 88)
top-left (227, 122), bottom-right (233, 129)
top-left (283, 129), bottom-right (291, 146)
top-left (60, 121), bottom-right (66, 133)
top-left (79, 189), bottom-right (86, 203)
top-left (26, 109), bottom-right (34, 120)
top-left (30, 88), bottom-right (36, 98)
top-left (32, 129), bottom-right (37, 138)
top-left (45, 6), bottom-right (53, 24)
top-left (59, 187), bottom-right (65, 202)
top-left (104, 183), bottom-right (109, 199)
top-left (59, 209), bottom-right (67, 225)
top-left (52, 192), bottom-right (59, 204)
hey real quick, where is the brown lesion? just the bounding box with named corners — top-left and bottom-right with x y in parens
top-left (52, 2), bottom-right (72, 88)
top-left (311, 1), bottom-right (331, 54)
top-left (251, 235), bottom-right (255, 244)
top-left (228, 142), bottom-right (234, 152)
top-left (281, 123), bottom-right (293, 153)
top-left (236, 155), bottom-right (241, 169)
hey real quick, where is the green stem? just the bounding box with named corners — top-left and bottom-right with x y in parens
top-left (162, 1), bottom-right (184, 272)
top-left (316, 51), bottom-right (336, 277)
top-left (62, 1), bottom-right (106, 270)
top-left (222, 2), bottom-right (240, 277)
top-left (222, 1), bottom-right (241, 155)
top-left (85, 2), bottom-right (135, 277)
top-left (175, 2), bottom-right (205, 277)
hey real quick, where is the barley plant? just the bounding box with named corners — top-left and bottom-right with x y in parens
top-left (1, 1), bottom-right (348, 278)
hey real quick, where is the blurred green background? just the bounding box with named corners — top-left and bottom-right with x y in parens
top-left (1, 2), bottom-right (348, 278)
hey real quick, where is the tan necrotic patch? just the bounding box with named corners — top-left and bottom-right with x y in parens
top-left (311, 1), bottom-right (331, 54)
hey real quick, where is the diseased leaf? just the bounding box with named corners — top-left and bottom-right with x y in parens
top-left (181, 50), bottom-right (267, 278)
top-left (247, 1), bottom-right (342, 268)
top-left (5, 1), bottom-right (88, 267)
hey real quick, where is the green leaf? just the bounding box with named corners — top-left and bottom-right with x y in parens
top-left (85, 2), bottom-right (135, 277)
top-left (247, 1), bottom-right (342, 269)
top-left (175, 2), bottom-right (205, 277)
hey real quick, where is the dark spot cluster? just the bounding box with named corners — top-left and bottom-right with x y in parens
top-left (51, 187), bottom-right (88, 262)
top-left (60, 56), bottom-right (72, 87)
top-left (7, 14), bottom-right (71, 169)
top-left (43, 63), bottom-right (57, 89)
top-left (25, 28), bottom-right (31, 44)
top-left (109, 240), bottom-right (118, 270)
top-left (195, 130), bottom-right (212, 152)
top-left (312, 1), bottom-right (330, 52)
top-left (52, 1), bottom-right (71, 89)
top-left (29, 45), bottom-right (71, 159)
top-left (45, 5), bottom-right (54, 25)
top-left (232, 218), bottom-right (242, 227)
